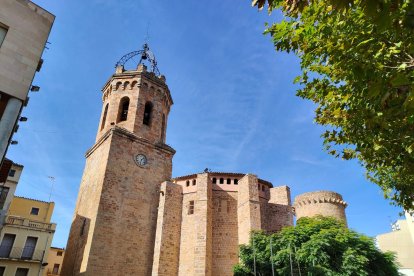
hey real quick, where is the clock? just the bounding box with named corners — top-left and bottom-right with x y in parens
top-left (134, 154), bottom-right (147, 167)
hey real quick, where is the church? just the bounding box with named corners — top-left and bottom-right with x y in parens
top-left (60, 45), bottom-right (347, 276)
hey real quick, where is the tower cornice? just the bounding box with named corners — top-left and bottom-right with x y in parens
top-left (86, 126), bottom-right (176, 159)
top-left (101, 70), bottom-right (173, 106)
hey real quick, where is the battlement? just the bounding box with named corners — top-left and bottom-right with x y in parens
top-left (294, 191), bottom-right (347, 207)
top-left (294, 191), bottom-right (348, 225)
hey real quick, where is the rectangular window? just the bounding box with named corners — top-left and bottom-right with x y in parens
top-left (8, 169), bottom-right (15, 177)
top-left (30, 207), bottom-right (39, 215)
top-left (227, 178), bottom-right (231, 184)
top-left (0, 24), bottom-right (7, 48)
top-left (234, 179), bottom-right (238, 185)
top-left (57, 251), bottom-right (63, 256)
top-left (188, 200), bottom-right (194, 215)
top-left (0, 187), bottom-right (9, 209)
top-left (219, 178), bottom-right (224, 184)
top-left (0, 233), bottom-right (16, 258)
top-left (52, 264), bottom-right (60, 274)
top-left (0, 267), bottom-right (4, 276)
top-left (15, 268), bottom-right (29, 276)
top-left (21, 236), bottom-right (37, 260)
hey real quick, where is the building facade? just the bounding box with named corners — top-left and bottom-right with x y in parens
top-left (43, 247), bottom-right (64, 276)
top-left (377, 211), bottom-right (414, 275)
top-left (0, 160), bottom-right (24, 225)
top-left (0, 0), bottom-right (54, 163)
top-left (0, 196), bottom-right (56, 276)
top-left (61, 46), bottom-right (347, 276)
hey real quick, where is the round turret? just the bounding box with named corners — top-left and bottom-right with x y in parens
top-left (293, 191), bottom-right (347, 225)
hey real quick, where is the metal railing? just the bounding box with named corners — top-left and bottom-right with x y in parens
top-left (5, 215), bottom-right (56, 231)
top-left (0, 245), bottom-right (44, 261)
top-left (46, 269), bottom-right (60, 276)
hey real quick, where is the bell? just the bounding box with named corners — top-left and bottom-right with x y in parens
top-left (141, 52), bottom-right (147, 60)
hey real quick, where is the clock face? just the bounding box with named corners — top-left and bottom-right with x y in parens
top-left (135, 154), bottom-right (147, 167)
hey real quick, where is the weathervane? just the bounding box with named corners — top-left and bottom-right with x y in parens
top-left (115, 43), bottom-right (160, 76)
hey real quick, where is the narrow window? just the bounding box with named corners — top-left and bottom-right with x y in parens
top-left (0, 233), bottom-right (15, 258)
top-left (234, 179), bottom-right (238, 185)
top-left (52, 264), bottom-right (60, 274)
top-left (262, 185), bottom-right (265, 191)
top-left (227, 178), bottom-right (231, 184)
top-left (118, 97), bottom-right (129, 122)
top-left (15, 268), bottom-right (29, 276)
top-left (186, 180), bottom-right (190, 187)
top-left (143, 102), bottom-right (153, 125)
top-left (161, 114), bottom-right (166, 142)
top-left (219, 178), bottom-right (224, 184)
top-left (100, 104), bottom-right (108, 130)
top-left (0, 24), bottom-right (8, 48)
top-left (188, 200), bottom-right (194, 215)
top-left (21, 236), bottom-right (38, 260)
top-left (258, 184), bottom-right (261, 191)
top-left (0, 187), bottom-right (9, 209)
top-left (192, 179), bottom-right (196, 186)
top-left (8, 169), bottom-right (15, 177)
top-left (212, 178), bottom-right (217, 184)
top-left (30, 207), bottom-right (39, 215)
top-left (80, 218), bottom-right (86, 236)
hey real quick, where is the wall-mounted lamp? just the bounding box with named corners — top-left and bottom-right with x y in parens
top-left (10, 141), bottom-right (18, 145)
top-left (19, 117), bottom-right (28, 122)
top-left (30, 85), bottom-right (40, 92)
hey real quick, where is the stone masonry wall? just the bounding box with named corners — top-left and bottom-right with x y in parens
top-left (60, 133), bottom-right (111, 276)
top-left (193, 173), bottom-right (212, 276)
top-left (212, 191), bottom-right (239, 276)
top-left (294, 191), bottom-right (347, 225)
top-left (178, 192), bottom-right (197, 276)
top-left (261, 186), bottom-right (293, 233)
top-left (152, 181), bottom-right (183, 276)
top-left (237, 174), bottom-right (261, 245)
top-left (86, 129), bottom-right (173, 276)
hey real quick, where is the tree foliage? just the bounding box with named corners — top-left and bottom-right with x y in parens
top-left (252, 0), bottom-right (414, 209)
top-left (234, 216), bottom-right (399, 276)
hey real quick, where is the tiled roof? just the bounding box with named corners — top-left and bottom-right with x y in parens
top-left (14, 196), bottom-right (53, 204)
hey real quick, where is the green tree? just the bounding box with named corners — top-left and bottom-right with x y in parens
top-left (234, 216), bottom-right (399, 276)
top-left (251, 0), bottom-right (414, 209)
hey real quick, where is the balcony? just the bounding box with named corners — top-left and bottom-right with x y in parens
top-left (46, 270), bottom-right (60, 276)
top-left (0, 246), bottom-right (44, 262)
top-left (5, 215), bottom-right (56, 231)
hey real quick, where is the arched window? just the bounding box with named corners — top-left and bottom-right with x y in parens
top-left (118, 97), bottom-right (130, 122)
top-left (143, 102), bottom-right (153, 126)
top-left (100, 104), bottom-right (108, 130)
top-left (161, 114), bottom-right (166, 142)
top-left (186, 180), bottom-right (190, 187)
top-left (212, 178), bottom-right (217, 184)
top-left (192, 179), bottom-right (196, 186)
top-left (227, 178), bottom-right (231, 184)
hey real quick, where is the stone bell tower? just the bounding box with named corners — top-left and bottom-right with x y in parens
top-left (61, 44), bottom-right (175, 276)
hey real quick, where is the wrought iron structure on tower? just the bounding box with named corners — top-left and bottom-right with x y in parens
top-left (115, 43), bottom-right (160, 76)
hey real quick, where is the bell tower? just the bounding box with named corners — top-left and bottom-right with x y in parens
top-left (61, 44), bottom-right (175, 276)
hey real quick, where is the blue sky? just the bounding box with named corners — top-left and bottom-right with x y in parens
top-left (7, 0), bottom-right (402, 248)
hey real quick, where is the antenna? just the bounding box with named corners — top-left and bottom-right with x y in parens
top-left (47, 176), bottom-right (55, 202)
top-left (144, 22), bottom-right (151, 44)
